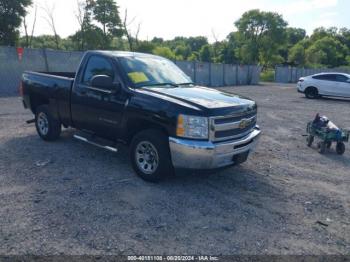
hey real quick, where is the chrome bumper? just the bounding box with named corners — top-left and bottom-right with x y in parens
top-left (169, 127), bottom-right (261, 169)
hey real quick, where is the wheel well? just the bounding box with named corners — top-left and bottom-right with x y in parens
top-left (30, 94), bottom-right (49, 113)
top-left (126, 119), bottom-right (169, 145)
top-left (305, 86), bottom-right (318, 94)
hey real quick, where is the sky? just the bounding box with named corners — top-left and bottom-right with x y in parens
top-left (22, 0), bottom-right (350, 42)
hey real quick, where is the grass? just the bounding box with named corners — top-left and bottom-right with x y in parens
top-left (260, 69), bottom-right (275, 82)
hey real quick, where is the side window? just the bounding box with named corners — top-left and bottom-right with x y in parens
top-left (82, 56), bottom-right (114, 86)
top-left (313, 74), bottom-right (336, 81)
top-left (312, 75), bottom-right (325, 80)
top-left (335, 74), bottom-right (348, 83)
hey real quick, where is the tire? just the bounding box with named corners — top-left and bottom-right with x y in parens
top-left (130, 129), bottom-right (174, 182)
top-left (336, 142), bottom-right (345, 155)
top-left (35, 105), bottom-right (61, 141)
top-left (307, 135), bottom-right (314, 147)
top-left (305, 87), bottom-right (318, 99)
top-left (318, 141), bottom-right (326, 154)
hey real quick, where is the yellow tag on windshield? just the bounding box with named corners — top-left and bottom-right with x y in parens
top-left (128, 72), bottom-right (149, 83)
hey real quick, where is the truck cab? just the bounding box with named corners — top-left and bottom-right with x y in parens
top-left (21, 51), bottom-right (261, 181)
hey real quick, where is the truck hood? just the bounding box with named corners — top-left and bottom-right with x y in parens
top-left (138, 86), bottom-right (256, 113)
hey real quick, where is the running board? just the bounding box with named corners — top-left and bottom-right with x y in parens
top-left (73, 134), bottom-right (118, 153)
top-left (26, 119), bottom-right (35, 124)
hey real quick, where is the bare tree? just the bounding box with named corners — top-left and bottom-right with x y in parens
top-left (211, 28), bottom-right (220, 61)
top-left (29, 5), bottom-right (37, 47)
top-left (23, 15), bottom-right (30, 47)
top-left (23, 5), bottom-right (37, 48)
top-left (123, 9), bottom-right (141, 51)
top-left (42, 3), bottom-right (59, 49)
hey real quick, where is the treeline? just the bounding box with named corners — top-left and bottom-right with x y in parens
top-left (1, 0), bottom-right (350, 69)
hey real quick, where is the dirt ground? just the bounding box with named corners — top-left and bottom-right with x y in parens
top-left (0, 83), bottom-right (349, 255)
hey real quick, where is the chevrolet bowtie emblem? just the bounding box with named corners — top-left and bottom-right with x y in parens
top-left (239, 119), bottom-right (250, 129)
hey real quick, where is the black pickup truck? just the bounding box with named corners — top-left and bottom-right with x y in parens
top-left (21, 51), bottom-right (261, 181)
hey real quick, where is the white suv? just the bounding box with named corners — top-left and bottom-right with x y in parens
top-left (297, 73), bottom-right (350, 99)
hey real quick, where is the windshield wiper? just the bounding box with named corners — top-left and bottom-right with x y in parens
top-left (177, 82), bottom-right (194, 86)
top-left (142, 83), bottom-right (179, 88)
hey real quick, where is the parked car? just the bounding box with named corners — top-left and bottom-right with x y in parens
top-left (297, 72), bottom-right (350, 99)
top-left (20, 51), bottom-right (261, 181)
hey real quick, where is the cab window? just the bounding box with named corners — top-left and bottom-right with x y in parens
top-left (82, 56), bottom-right (115, 86)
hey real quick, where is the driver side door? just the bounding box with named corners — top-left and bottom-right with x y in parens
top-left (71, 55), bottom-right (127, 140)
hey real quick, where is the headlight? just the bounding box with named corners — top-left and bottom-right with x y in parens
top-left (176, 114), bottom-right (209, 139)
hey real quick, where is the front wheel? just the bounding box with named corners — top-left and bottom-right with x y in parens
top-left (130, 129), bottom-right (174, 182)
top-left (35, 105), bottom-right (61, 141)
top-left (307, 135), bottom-right (314, 147)
top-left (305, 87), bottom-right (318, 99)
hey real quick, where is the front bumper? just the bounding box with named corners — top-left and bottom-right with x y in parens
top-left (169, 126), bottom-right (261, 169)
top-left (297, 83), bottom-right (304, 93)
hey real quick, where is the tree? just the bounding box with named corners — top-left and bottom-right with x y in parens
top-left (23, 4), bottom-right (37, 48)
top-left (288, 42), bottom-right (306, 66)
top-left (234, 9), bottom-right (288, 66)
top-left (153, 46), bottom-right (175, 60)
top-left (305, 36), bottom-right (348, 67)
top-left (174, 45), bottom-right (191, 60)
top-left (186, 36), bottom-right (208, 52)
top-left (92, 0), bottom-right (124, 48)
top-left (42, 3), bottom-right (60, 49)
top-left (310, 27), bottom-right (338, 42)
top-left (74, 0), bottom-right (94, 50)
top-left (70, 25), bottom-right (105, 50)
top-left (199, 44), bottom-right (213, 62)
top-left (0, 0), bottom-right (32, 45)
top-left (122, 9), bottom-right (141, 51)
top-left (134, 41), bottom-right (155, 54)
top-left (286, 28), bottom-right (306, 46)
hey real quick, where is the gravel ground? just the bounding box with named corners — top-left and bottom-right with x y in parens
top-left (0, 83), bottom-right (349, 255)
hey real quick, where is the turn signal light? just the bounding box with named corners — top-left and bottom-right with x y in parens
top-left (176, 115), bottom-right (185, 136)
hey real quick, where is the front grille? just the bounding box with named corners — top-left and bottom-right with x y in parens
top-left (214, 112), bottom-right (256, 125)
top-left (210, 111), bottom-right (257, 142)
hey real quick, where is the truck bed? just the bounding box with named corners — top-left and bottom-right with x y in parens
top-left (22, 71), bottom-right (76, 127)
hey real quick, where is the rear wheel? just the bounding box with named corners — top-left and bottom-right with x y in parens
top-left (305, 87), bottom-right (319, 99)
top-left (336, 142), bottom-right (345, 155)
top-left (130, 129), bottom-right (174, 182)
top-left (318, 141), bottom-right (326, 154)
top-left (35, 105), bottom-right (61, 141)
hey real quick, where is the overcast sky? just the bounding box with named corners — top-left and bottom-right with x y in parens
top-left (22, 0), bottom-right (350, 42)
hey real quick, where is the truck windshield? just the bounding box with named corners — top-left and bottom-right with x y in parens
top-left (118, 56), bottom-right (192, 88)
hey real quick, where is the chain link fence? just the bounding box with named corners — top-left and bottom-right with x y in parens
top-left (275, 66), bottom-right (350, 83)
top-left (0, 46), bottom-right (261, 96)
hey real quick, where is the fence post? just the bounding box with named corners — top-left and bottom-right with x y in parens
top-left (274, 66), bottom-right (277, 82)
top-left (208, 62), bottom-right (212, 87)
top-left (247, 65), bottom-right (251, 85)
top-left (42, 48), bottom-right (49, 72)
top-left (222, 64), bottom-right (225, 86)
top-left (235, 64), bottom-right (239, 86)
top-left (193, 61), bottom-right (197, 84)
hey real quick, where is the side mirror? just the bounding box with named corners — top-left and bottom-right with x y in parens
top-left (91, 75), bottom-right (121, 93)
top-left (91, 75), bottom-right (113, 89)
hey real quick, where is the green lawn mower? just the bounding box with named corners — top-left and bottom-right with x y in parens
top-left (306, 114), bottom-right (349, 155)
